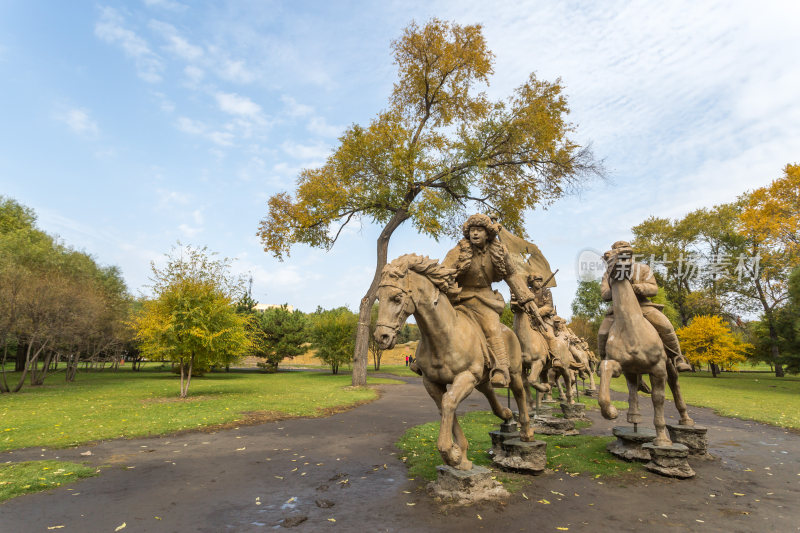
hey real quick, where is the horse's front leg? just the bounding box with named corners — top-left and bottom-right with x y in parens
top-left (625, 372), bottom-right (641, 424)
top-left (476, 380), bottom-right (512, 421)
top-left (561, 369), bottom-right (575, 405)
top-left (649, 368), bottom-right (671, 446)
top-left (528, 357), bottom-right (550, 393)
top-left (439, 371), bottom-right (477, 470)
top-left (509, 371), bottom-right (534, 441)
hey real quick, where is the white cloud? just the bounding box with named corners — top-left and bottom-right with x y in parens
top-left (207, 130), bottom-right (235, 147)
top-left (215, 92), bottom-right (262, 117)
top-left (218, 58), bottom-right (256, 84)
top-left (55, 107), bottom-right (99, 137)
top-left (178, 223), bottom-right (202, 237)
top-left (176, 116), bottom-right (206, 135)
top-left (95, 7), bottom-right (163, 83)
top-left (155, 188), bottom-right (190, 208)
top-left (307, 116), bottom-right (341, 138)
top-left (149, 20), bottom-right (204, 61)
top-left (184, 65), bottom-right (205, 83)
top-left (281, 95), bottom-right (313, 117)
top-left (143, 0), bottom-right (187, 11)
top-left (280, 140), bottom-right (331, 162)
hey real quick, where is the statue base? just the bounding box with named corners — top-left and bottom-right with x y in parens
top-left (642, 442), bottom-right (695, 478)
top-left (492, 438), bottom-right (547, 475)
top-left (428, 465), bottom-right (509, 503)
top-left (667, 423), bottom-right (712, 459)
top-left (533, 415), bottom-right (578, 436)
top-left (583, 388), bottom-right (597, 398)
top-left (560, 402), bottom-right (588, 420)
top-left (532, 403), bottom-right (554, 417)
top-left (607, 426), bottom-right (656, 462)
top-left (541, 399), bottom-right (559, 408)
top-left (489, 426), bottom-right (519, 454)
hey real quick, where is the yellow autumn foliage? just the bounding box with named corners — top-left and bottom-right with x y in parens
top-left (677, 315), bottom-right (752, 369)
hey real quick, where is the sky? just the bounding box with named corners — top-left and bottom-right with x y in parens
top-left (1, 0), bottom-right (798, 317)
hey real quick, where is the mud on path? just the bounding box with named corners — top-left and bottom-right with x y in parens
top-left (1, 375), bottom-right (799, 532)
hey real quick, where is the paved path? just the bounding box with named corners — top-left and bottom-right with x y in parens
top-left (2, 375), bottom-right (799, 532)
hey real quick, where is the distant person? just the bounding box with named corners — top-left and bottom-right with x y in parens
top-left (405, 355), bottom-right (409, 366)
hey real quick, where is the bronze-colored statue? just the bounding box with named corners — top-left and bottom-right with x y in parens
top-left (510, 274), bottom-right (551, 393)
top-left (597, 241), bottom-right (692, 372)
top-left (373, 252), bottom-right (535, 470)
top-left (440, 214), bottom-right (540, 387)
top-left (597, 242), bottom-right (694, 446)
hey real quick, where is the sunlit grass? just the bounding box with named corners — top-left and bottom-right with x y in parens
top-left (396, 411), bottom-right (641, 483)
top-left (0, 368), bottom-right (400, 452)
top-left (609, 371), bottom-right (800, 429)
top-left (0, 460), bottom-right (97, 502)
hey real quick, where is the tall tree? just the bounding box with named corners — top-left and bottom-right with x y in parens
top-left (736, 164), bottom-right (800, 377)
top-left (130, 245), bottom-right (252, 397)
top-left (258, 19), bottom-right (604, 385)
top-left (569, 280), bottom-right (607, 349)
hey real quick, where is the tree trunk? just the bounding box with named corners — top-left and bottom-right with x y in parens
top-left (710, 363), bottom-right (719, 377)
top-left (351, 210), bottom-right (409, 386)
top-left (15, 343), bottom-right (26, 372)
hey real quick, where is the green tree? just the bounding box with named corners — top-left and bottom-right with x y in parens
top-left (310, 307), bottom-right (357, 375)
top-left (500, 303), bottom-right (514, 329)
top-left (130, 245), bottom-right (252, 397)
top-left (258, 19), bottom-right (605, 386)
top-left (569, 279), bottom-right (607, 350)
top-left (253, 305), bottom-right (308, 373)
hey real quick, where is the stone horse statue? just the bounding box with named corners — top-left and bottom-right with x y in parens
top-left (373, 254), bottom-right (534, 470)
top-left (597, 253), bottom-right (693, 446)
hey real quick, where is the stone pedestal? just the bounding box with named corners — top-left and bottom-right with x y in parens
top-left (667, 424), bottom-right (711, 459)
top-left (642, 443), bottom-right (695, 478)
top-left (533, 415), bottom-right (578, 436)
top-left (532, 403), bottom-right (554, 417)
top-left (583, 388), bottom-right (597, 398)
top-left (560, 402), bottom-right (588, 420)
top-left (489, 421), bottom-right (520, 455)
top-left (492, 438), bottom-right (547, 474)
top-left (607, 426), bottom-right (656, 462)
top-left (541, 399), bottom-right (559, 409)
top-left (428, 465), bottom-right (509, 503)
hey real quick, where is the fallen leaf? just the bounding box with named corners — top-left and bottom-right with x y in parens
top-left (696, 519), bottom-right (705, 523)
top-left (406, 502), bottom-right (416, 506)
top-left (47, 527), bottom-right (65, 530)
top-left (557, 528), bottom-right (569, 531)
top-left (80, 451), bottom-right (92, 456)
top-left (402, 490), bottom-right (411, 494)
top-left (154, 517), bottom-right (161, 520)
top-left (733, 493), bottom-right (745, 496)
top-left (115, 523), bottom-right (127, 531)
top-left (477, 514), bottom-right (482, 520)
top-left (522, 493), bottom-right (529, 500)
top-left (662, 514), bottom-right (668, 518)
top-left (236, 447), bottom-right (246, 451)
top-left (328, 518), bottom-right (336, 522)
top-left (538, 499), bottom-right (550, 505)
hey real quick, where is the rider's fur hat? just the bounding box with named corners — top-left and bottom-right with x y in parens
top-left (461, 213), bottom-right (499, 240)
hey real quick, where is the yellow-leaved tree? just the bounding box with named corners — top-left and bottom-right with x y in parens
top-left (676, 315), bottom-right (752, 377)
top-left (737, 163), bottom-right (800, 376)
top-left (131, 245), bottom-right (252, 397)
top-left (258, 19), bottom-right (605, 385)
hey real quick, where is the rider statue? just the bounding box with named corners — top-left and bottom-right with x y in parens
top-left (442, 213), bottom-right (540, 387)
top-left (597, 240), bottom-right (693, 372)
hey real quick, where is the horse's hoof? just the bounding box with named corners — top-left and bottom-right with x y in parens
top-left (601, 404), bottom-right (618, 420)
top-left (520, 428), bottom-right (535, 442)
top-left (454, 459), bottom-right (473, 471)
top-left (653, 437), bottom-right (672, 447)
top-left (627, 413), bottom-right (642, 424)
top-left (501, 407), bottom-right (513, 420)
top-left (442, 444), bottom-right (462, 467)
top-left (679, 417), bottom-right (695, 427)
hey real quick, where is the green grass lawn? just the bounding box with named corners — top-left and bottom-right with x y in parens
top-left (0, 460), bottom-right (97, 503)
top-left (609, 371), bottom-right (800, 429)
top-left (368, 364), bottom-right (420, 377)
top-left (0, 368), bottom-right (400, 452)
top-left (397, 411), bottom-right (641, 485)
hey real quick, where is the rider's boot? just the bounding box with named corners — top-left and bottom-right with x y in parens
top-left (662, 333), bottom-right (693, 372)
top-left (488, 338), bottom-right (510, 388)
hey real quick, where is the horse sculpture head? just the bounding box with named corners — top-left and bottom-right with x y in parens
top-left (373, 254), bottom-right (456, 350)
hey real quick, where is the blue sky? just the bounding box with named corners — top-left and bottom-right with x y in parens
top-left (1, 0), bottom-right (798, 316)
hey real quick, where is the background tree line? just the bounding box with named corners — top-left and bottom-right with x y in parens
top-left (570, 163), bottom-right (799, 376)
top-left (0, 197), bottom-right (133, 392)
